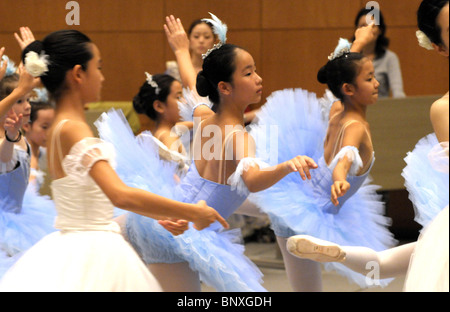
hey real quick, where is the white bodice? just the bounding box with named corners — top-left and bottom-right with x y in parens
top-left (50, 136), bottom-right (119, 233)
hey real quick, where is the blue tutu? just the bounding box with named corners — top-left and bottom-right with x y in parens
top-left (1, 182), bottom-right (56, 278)
top-left (95, 109), bottom-right (266, 292)
top-left (402, 133), bottom-right (449, 228)
top-left (248, 88), bottom-right (397, 288)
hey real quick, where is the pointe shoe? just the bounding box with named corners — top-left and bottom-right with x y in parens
top-left (286, 235), bottom-right (346, 263)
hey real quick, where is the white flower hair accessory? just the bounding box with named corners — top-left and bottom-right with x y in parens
top-left (24, 51), bottom-right (49, 77)
top-left (201, 13), bottom-right (228, 59)
top-left (145, 72), bottom-right (160, 95)
top-left (416, 30), bottom-right (434, 50)
top-left (328, 38), bottom-right (352, 61)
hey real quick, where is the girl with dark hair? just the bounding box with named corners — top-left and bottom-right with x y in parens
top-left (249, 35), bottom-right (396, 291)
top-left (132, 72), bottom-right (190, 170)
top-left (287, 0), bottom-right (449, 292)
top-left (22, 90), bottom-right (55, 187)
top-left (0, 61), bottom-right (56, 280)
top-left (352, 7), bottom-right (406, 98)
top-left (0, 29), bottom-right (227, 292)
top-left (96, 13), bottom-right (316, 292)
top-left (165, 18), bottom-right (215, 86)
top-left (187, 19), bottom-right (216, 75)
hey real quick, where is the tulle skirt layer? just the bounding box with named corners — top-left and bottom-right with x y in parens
top-left (404, 206), bottom-right (449, 292)
top-left (249, 88), bottom-right (396, 288)
top-left (0, 228), bottom-right (162, 292)
top-left (0, 183), bottom-right (56, 278)
top-left (402, 134), bottom-right (449, 227)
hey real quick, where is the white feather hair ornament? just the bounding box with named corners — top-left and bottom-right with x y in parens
top-left (201, 13), bottom-right (228, 59)
top-left (328, 38), bottom-right (352, 61)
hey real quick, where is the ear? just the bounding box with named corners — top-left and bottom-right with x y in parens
top-left (218, 81), bottom-right (232, 97)
top-left (67, 65), bottom-right (86, 85)
top-left (432, 43), bottom-right (450, 57)
top-left (153, 100), bottom-right (165, 114)
top-left (342, 83), bottom-right (356, 97)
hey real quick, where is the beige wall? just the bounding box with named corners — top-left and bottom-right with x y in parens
top-left (1, 0), bottom-right (448, 105)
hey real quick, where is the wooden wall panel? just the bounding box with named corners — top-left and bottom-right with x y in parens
top-left (1, 0), bottom-right (448, 102)
top-left (0, 0), bottom-right (69, 32)
top-left (165, 0), bottom-right (262, 30)
top-left (76, 0), bottom-right (165, 31)
top-left (261, 29), bottom-right (345, 97)
top-left (262, 0), bottom-right (360, 29)
top-left (388, 28), bottom-right (450, 96)
top-left (0, 0), bottom-right (164, 32)
top-left (368, 0), bottom-right (422, 27)
top-left (90, 32), bottom-right (166, 101)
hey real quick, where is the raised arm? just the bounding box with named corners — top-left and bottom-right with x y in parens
top-left (350, 23), bottom-right (378, 53)
top-left (14, 27), bottom-right (36, 52)
top-left (164, 16), bottom-right (197, 91)
top-left (0, 47), bottom-right (8, 81)
top-left (1, 66), bottom-right (39, 118)
top-left (0, 109), bottom-right (23, 163)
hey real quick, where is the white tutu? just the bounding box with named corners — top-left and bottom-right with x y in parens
top-left (0, 121), bottom-right (162, 292)
top-left (404, 206), bottom-right (449, 292)
top-left (0, 227), bottom-right (161, 292)
top-left (404, 141), bottom-right (449, 292)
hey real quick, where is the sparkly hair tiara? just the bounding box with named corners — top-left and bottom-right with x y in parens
top-left (145, 72), bottom-right (160, 95)
top-left (328, 38), bottom-right (353, 61)
top-left (201, 13), bottom-right (228, 59)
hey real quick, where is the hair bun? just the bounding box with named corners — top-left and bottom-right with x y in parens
top-left (196, 71), bottom-right (215, 97)
top-left (317, 64), bottom-right (328, 84)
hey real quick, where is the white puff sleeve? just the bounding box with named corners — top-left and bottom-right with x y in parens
top-left (61, 138), bottom-right (116, 182)
top-left (0, 148), bottom-right (18, 174)
top-left (227, 157), bottom-right (271, 196)
top-left (328, 146), bottom-right (363, 176)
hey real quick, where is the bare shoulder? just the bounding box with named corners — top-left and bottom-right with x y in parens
top-left (57, 119), bottom-right (95, 152)
top-left (430, 95), bottom-right (449, 118)
top-left (430, 94), bottom-right (449, 142)
top-left (340, 119), bottom-right (368, 146)
top-left (228, 129), bottom-right (256, 159)
top-left (329, 100), bottom-right (344, 121)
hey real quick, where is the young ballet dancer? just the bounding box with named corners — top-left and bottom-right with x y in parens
top-left (96, 13), bottom-right (317, 292)
top-left (248, 30), bottom-right (396, 291)
top-left (287, 0), bottom-right (449, 292)
top-left (0, 58), bottom-right (56, 279)
top-left (0, 29), bottom-right (227, 292)
top-left (132, 72), bottom-right (191, 173)
top-left (166, 18), bottom-right (216, 86)
top-left (22, 89), bottom-right (55, 186)
top-left (164, 15), bottom-right (259, 124)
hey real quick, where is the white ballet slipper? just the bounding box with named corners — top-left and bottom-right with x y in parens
top-left (286, 235), bottom-right (346, 263)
